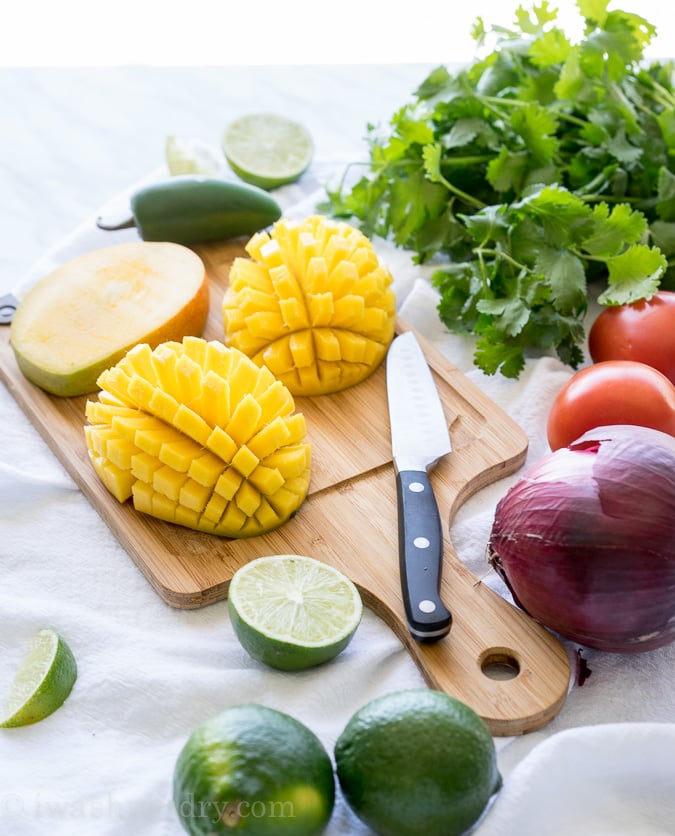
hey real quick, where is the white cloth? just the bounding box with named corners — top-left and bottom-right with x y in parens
top-left (1, 165), bottom-right (674, 835)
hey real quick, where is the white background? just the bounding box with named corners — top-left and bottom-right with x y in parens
top-left (2, 0), bottom-right (673, 66)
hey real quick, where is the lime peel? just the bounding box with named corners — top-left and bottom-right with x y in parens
top-left (228, 554), bottom-right (362, 670)
top-left (0, 628), bottom-right (77, 728)
top-left (173, 704), bottom-right (335, 836)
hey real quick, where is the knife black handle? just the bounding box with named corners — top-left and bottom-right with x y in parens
top-left (396, 469), bottom-right (452, 641)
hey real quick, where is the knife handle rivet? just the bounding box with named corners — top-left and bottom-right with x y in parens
top-left (413, 537), bottom-right (431, 549)
top-left (419, 599), bottom-right (437, 613)
top-left (408, 482), bottom-right (425, 493)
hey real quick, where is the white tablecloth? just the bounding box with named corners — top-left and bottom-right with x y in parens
top-left (2, 65), bottom-right (674, 835)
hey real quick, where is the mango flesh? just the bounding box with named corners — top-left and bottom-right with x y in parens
top-left (85, 337), bottom-right (311, 538)
top-left (10, 242), bottom-right (209, 397)
top-left (223, 215), bottom-right (396, 396)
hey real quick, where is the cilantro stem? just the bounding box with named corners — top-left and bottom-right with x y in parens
top-left (474, 247), bottom-right (525, 272)
top-left (432, 169), bottom-right (486, 210)
top-left (440, 155), bottom-right (494, 166)
top-left (478, 95), bottom-right (588, 128)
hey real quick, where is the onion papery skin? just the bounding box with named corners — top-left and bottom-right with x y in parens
top-left (488, 425), bottom-right (675, 653)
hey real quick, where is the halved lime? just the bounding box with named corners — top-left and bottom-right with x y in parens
top-left (222, 113), bottom-right (313, 190)
top-left (165, 135), bottom-right (223, 176)
top-left (228, 554), bottom-right (362, 671)
top-left (0, 628), bottom-right (77, 727)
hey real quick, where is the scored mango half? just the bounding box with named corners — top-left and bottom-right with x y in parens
top-left (222, 215), bottom-right (396, 396)
top-left (84, 337), bottom-right (311, 538)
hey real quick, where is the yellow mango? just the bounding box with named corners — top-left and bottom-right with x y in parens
top-left (223, 215), bottom-right (395, 395)
top-left (85, 338), bottom-right (310, 538)
top-left (10, 241), bottom-right (208, 397)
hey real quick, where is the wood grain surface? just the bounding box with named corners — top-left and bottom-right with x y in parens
top-left (0, 237), bottom-right (571, 735)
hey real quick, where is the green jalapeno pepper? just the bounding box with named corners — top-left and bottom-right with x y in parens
top-left (97, 175), bottom-right (282, 245)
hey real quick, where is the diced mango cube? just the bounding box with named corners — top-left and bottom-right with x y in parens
top-left (226, 393), bottom-right (262, 445)
top-left (153, 465), bottom-right (188, 501)
top-left (263, 445), bottom-right (311, 479)
top-left (313, 329), bottom-right (341, 361)
top-left (289, 331), bottom-right (314, 368)
top-left (253, 497), bottom-right (281, 531)
top-left (200, 370), bottom-right (230, 429)
top-left (260, 338), bottom-right (294, 376)
top-left (206, 425), bottom-right (237, 463)
top-left (121, 343), bottom-right (158, 383)
top-left (200, 491), bottom-right (228, 524)
top-left (217, 501), bottom-right (247, 535)
top-left (148, 388), bottom-right (179, 424)
top-left (88, 451), bottom-right (134, 502)
top-left (179, 478), bottom-right (212, 513)
top-left (131, 451), bottom-right (163, 484)
top-left (151, 491), bottom-right (178, 523)
top-left (188, 451), bottom-right (226, 487)
top-left (214, 467), bottom-right (243, 501)
top-left (127, 372), bottom-right (157, 410)
top-left (235, 479), bottom-right (261, 516)
top-left (173, 403), bottom-right (212, 446)
top-left (174, 504), bottom-right (201, 529)
top-left (247, 415), bottom-right (292, 459)
top-left (131, 481), bottom-right (154, 514)
top-left (230, 444), bottom-right (259, 478)
top-left (106, 435), bottom-right (139, 470)
top-left (248, 464), bottom-right (285, 496)
top-left (159, 437), bottom-right (203, 472)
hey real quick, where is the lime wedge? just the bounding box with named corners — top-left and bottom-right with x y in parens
top-left (222, 113), bottom-right (314, 190)
top-left (228, 554), bottom-right (362, 671)
top-left (0, 628), bottom-right (77, 727)
top-left (165, 135), bottom-right (223, 176)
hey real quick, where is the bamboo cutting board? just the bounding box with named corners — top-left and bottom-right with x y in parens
top-left (0, 238), bottom-right (571, 735)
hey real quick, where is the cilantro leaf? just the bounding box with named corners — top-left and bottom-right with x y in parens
top-left (599, 245), bottom-right (667, 303)
top-left (581, 203), bottom-right (647, 257)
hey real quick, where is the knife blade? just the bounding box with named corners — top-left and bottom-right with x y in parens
top-left (386, 331), bottom-right (452, 641)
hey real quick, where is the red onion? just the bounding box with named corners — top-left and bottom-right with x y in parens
top-left (488, 425), bottom-right (675, 652)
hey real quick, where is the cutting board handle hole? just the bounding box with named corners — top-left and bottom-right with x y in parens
top-left (480, 648), bottom-right (520, 681)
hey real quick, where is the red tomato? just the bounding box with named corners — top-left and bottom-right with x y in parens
top-left (547, 360), bottom-right (675, 450)
top-left (588, 290), bottom-right (675, 384)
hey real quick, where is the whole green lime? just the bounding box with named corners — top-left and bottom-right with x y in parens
top-left (173, 704), bottom-right (335, 835)
top-left (334, 689), bottom-right (502, 836)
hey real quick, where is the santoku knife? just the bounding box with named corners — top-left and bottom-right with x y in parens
top-left (386, 331), bottom-right (453, 641)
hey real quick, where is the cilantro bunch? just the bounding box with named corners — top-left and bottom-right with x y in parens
top-left (325, 1), bottom-right (675, 377)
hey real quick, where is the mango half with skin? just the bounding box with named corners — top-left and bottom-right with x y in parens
top-left (222, 215), bottom-right (396, 396)
top-left (84, 337), bottom-right (311, 538)
top-left (10, 242), bottom-right (209, 397)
